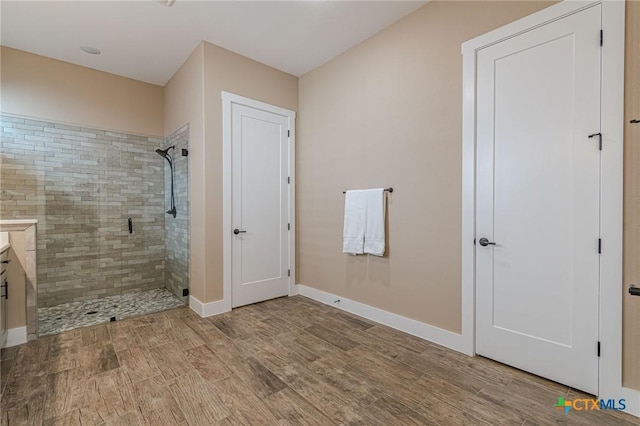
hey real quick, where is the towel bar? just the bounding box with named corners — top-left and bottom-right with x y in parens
top-left (343, 187), bottom-right (393, 194)
top-left (630, 285), bottom-right (640, 296)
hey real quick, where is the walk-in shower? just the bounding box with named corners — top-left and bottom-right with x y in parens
top-left (0, 114), bottom-right (190, 336)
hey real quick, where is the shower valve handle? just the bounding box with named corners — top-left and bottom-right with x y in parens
top-left (233, 229), bottom-right (246, 235)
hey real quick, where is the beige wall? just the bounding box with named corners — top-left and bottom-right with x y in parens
top-left (297, 1), bottom-right (554, 333)
top-left (164, 41), bottom-right (298, 303)
top-left (0, 46), bottom-right (164, 136)
top-left (164, 43), bottom-right (206, 301)
top-left (623, 0), bottom-right (640, 391)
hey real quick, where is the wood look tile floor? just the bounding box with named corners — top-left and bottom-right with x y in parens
top-left (1, 296), bottom-right (637, 425)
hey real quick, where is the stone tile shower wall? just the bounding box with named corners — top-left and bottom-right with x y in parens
top-left (0, 114), bottom-right (166, 307)
top-left (163, 125), bottom-right (189, 302)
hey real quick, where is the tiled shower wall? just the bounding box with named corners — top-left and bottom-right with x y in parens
top-left (0, 114), bottom-right (166, 307)
top-left (163, 125), bottom-right (189, 302)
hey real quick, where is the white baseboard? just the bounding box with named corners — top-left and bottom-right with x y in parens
top-left (289, 282), bottom-right (300, 296)
top-left (4, 326), bottom-right (27, 348)
top-left (189, 295), bottom-right (230, 318)
top-left (296, 284), bottom-right (470, 355)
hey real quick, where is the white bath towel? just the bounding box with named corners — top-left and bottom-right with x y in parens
top-left (363, 188), bottom-right (386, 256)
top-left (343, 190), bottom-right (366, 254)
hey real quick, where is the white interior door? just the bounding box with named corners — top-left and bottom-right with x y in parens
top-left (231, 103), bottom-right (290, 308)
top-left (476, 5), bottom-right (602, 394)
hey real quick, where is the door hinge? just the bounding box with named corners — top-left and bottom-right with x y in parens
top-left (288, 130), bottom-right (290, 137)
top-left (597, 341), bottom-right (601, 357)
top-left (287, 176), bottom-right (290, 184)
top-left (600, 30), bottom-right (603, 46)
top-left (588, 132), bottom-right (602, 150)
top-left (288, 269), bottom-right (291, 277)
top-left (598, 238), bottom-right (602, 254)
top-left (288, 223), bottom-right (290, 231)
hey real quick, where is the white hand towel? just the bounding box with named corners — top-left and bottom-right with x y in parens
top-left (363, 188), bottom-right (386, 256)
top-left (343, 190), bottom-right (366, 254)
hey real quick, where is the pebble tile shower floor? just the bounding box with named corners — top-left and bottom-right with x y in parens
top-left (38, 288), bottom-right (185, 336)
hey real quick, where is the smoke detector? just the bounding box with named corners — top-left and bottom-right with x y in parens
top-left (80, 46), bottom-right (101, 55)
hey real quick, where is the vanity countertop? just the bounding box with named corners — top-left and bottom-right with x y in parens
top-left (0, 219), bottom-right (38, 225)
top-left (0, 219), bottom-right (38, 232)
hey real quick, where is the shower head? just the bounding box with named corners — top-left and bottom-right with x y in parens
top-left (155, 146), bottom-right (174, 161)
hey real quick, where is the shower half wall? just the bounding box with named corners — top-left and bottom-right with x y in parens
top-left (0, 114), bottom-right (170, 307)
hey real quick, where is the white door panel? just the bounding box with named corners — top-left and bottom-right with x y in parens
top-left (232, 104), bottom-right (290, 308)
top-left (239, 115), bottom-right (282, 284)
top-left (476, 5), bottom-right (601, 394)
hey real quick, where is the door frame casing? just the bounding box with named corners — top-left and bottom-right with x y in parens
top-left (221, 91), bottom-right (297, 312)
top-left (461, 0), bottom-right (630, 410)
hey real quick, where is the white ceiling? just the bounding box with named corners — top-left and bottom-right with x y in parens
top-left (0, 1), bottom-right (426, 86)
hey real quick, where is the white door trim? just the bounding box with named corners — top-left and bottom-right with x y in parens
top-left (221, 91), bottom-right (296, 312)
top-left (461, 0), bottom-right (631, 411)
